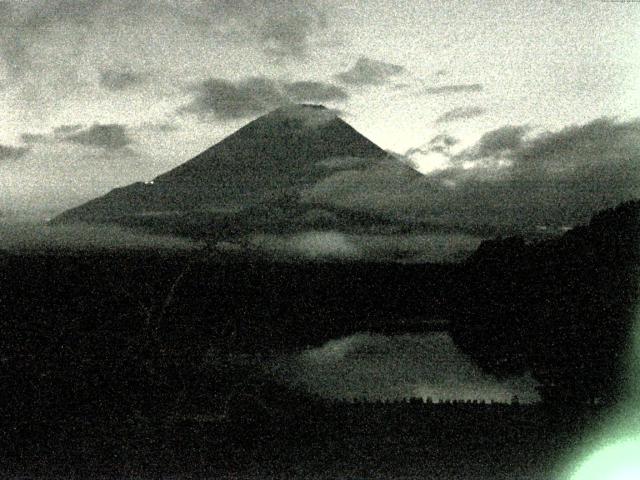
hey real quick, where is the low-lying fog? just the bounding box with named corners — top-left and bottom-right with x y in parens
top-left (0, 223), bottom-right (483, 262)
top-left (245, 231), bottom-right (483, 262)
top-left (0, 222), bottom-right (202, 252)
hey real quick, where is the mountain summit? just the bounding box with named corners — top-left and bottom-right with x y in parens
top-left (53, 104), bottom-right (420, 236)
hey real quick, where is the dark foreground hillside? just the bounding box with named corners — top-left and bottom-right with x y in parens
top-left (3, 394), bottom-right (609, 479)
top-left (1, 200), bottom-right (638, 478)
top-left (450, 200), bottom-right (640, 405)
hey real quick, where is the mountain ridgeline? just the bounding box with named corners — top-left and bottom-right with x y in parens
top-left (52, 105), bottom-right (415, 237)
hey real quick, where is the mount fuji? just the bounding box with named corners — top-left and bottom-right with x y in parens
top-left (53, 104), bottom-right (423, 238)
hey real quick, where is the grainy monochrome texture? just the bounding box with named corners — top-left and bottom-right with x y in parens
top-left (1, 1), bottom-right (639, 479)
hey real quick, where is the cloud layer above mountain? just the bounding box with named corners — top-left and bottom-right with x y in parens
top-left (98, 68), bottom-right (149, 91)
top-left (335, 57), bottom-right (405, 86)
top-left (257, 3), bottom-right (328, 59)
top-left (436, 106), bottom-right (486, 123)
top-left (0, 0), bottom-right (332, 79)
top-left (64, 124), bottom-right (133, 150)
top-left (182, 77), bottom-right (348, 120)
top-left (0, 144), bottom-right (29, 161)
top-left (423, 83), bottom-right (483, 95)
top-left (283, 81), bottom-right (349, 102)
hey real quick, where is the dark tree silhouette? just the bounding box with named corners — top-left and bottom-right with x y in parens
top-left (450, 199), bottom-right (640, 406)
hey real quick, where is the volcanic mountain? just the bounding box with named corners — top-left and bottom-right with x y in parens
top-left (53, 104), bottom-right (422, 237)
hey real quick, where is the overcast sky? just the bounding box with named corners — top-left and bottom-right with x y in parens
top-left (1, 0), bottom-right (639, 219)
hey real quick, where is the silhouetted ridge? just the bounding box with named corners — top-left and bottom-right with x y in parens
top-left (450, 199), bottom-right (640, 406)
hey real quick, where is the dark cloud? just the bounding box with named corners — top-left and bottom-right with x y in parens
top-left (0, 144), bottom-right (29, 161)
top-left (335, 57), bottom-right (405, 86)
top-left (260, 7), bottom-right (327, 59)
top-left (423, 83), bottom-right (483, 95)
top-left (516, 117), bottom-right (635, 169)
top-left (444, 118), bottom-right (640, 225)
top-left (8, 0), bottom-right (98, 27)
top-left (429, 134), bottom-right (458, 149)
top-left (20, 133), bottom-right (48, 144)
top-left (0, 0), bottom-right (100, 76)
top-left (182, 77), bottom-right (286, 120)
top-left (182, 77), bottom-right (347, 120)
top-left (403, 135), bottom-right (459, 169)
top-left (139, 122), bottom-right (180, 133)
top-left (53, 124), bottom-right (83, 136)
top-left (24, 122), bottom-right (153, 148)
top-left (302, 118), bottom-right (640, 232)
top-left (0, 2), bottom-right (27, 75)
top-left (480, 119), bottom-right (640, 218)
top-left (283, 81), bottom-right (348, 102)
top-left (301, 157), bottom-right (429, 219)
top-left (190, 1), bottom-right (329, 60)
top-left (402, 146), bottom-right (429, 160)
top-left (474, 125), bottom-right (529, 157)
top-left (436, 106), bottom-right (486, 124)
top-left (99, 68), bottom-right (148, 91)
top-left (268, 104), bottom-right (343, 127)
top-left (64, 124), bottom-right (133, 150)
top-left (1, 0), bottom-right (329, 83)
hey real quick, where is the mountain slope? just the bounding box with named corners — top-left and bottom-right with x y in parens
top-left (53, 105), bottom-right (409, 229)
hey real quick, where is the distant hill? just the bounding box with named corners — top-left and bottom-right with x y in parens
top-left (53, 105), bottom-right (421, 236)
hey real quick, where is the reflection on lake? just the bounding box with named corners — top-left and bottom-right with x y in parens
top-left (270, 332), bottom-right (540, 403)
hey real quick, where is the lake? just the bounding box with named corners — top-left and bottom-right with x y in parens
top-left (269, 331), bottom-right (540, 403)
